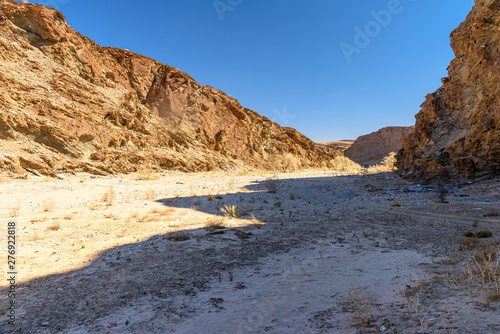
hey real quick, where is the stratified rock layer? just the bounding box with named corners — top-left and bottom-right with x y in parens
top-left (0, 0), bottom-right (337, 176)
top-left (397, 0), bottom-right (500, 180)
top-left (344, 127), bottom-right (414, 166)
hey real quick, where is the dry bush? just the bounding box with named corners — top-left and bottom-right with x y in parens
top-left (46, 222), bottom-right (61, 231)
top-left (41, 199), bottom-right (56, 212)
top-left (461, 237), bottom-right (480, 250)
top-left (101, 188), bottom-right (116, 206)
top-left (340, 285), bottom-right (378, 328)
top-left (236, 204), bottom-right (253, 217)
top-left (330, 155), bottom-right (361, 173)
top-left (264, 175), bottom-right (279, 193)
top-left (372, 152), bottom-right (397, 172)
top-left (452, 240), bottom-right (500, 303)
top-left (144, 188), bottom-right (157, 200)
top-left (396, 266), bottom-right (463, 333)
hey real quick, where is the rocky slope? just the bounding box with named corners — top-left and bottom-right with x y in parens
top-left (0, 0), bottom-right (338, 176)
top-left (397, 0), bottom-right (500, 180)
top-left (344, 127), bottom-right (414, 165)
top-left (315, 140), bottom-right (355, 155)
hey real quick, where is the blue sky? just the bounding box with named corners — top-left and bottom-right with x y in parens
top-left (21, 0), bottom-right (474, 141)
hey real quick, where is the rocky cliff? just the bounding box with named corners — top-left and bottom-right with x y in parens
top-left (315, 140), bottom-right (355, 155)
top-left (397, 0), bottom-right (500, 180)
top-left (344, 127), bottom-right (414, 165)
top-left (0, 0), bottom-right (338, 176)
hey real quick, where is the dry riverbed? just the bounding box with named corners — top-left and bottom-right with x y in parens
top-left (0, 170), bottom-right (499, 333)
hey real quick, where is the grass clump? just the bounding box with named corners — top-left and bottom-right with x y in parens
top-left (166, 231), bottom-right (190, 242)
top-left (477, 231), bottom-right (493, 238)
top-left (340, 285), bottom-right (378, 328)
top-left (220, 204), bottom-right (238, 218)
top-left (46, 222), bottom-right (61, 231)
top-left (41, 199), bottom-right (56, 212)
top-left (463, 231), bottom-right (493, 238)
top-left (101, 188), bottom-right (116, 206)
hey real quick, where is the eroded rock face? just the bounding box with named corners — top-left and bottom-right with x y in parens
top-left (344, 127), bottom-right (414, 166)
top-left (397, 0), bottom-right (500, 180)
top-left (315, 140), bottom-right (355, 154)
top-left (0, 0), bottom-right (337, 175)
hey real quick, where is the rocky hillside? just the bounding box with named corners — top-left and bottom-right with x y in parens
top-left (0, 0), bottom-right (338, 176)
top-left (344, 127), bottom-right (414, 165)
top-left (397, 0), bottom-right (500, 180)
top-left (315, 140), bottom-right (355, 155)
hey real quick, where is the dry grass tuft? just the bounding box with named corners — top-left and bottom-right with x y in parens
top-left (205, 218), bottom-right (226, 230)
top-left (41, 199), bottom-right (56, 212)
top-left (9, 200), bottom-right (21, 217)
top-left (101, 188), bottom-right (117, 206)
top-left (220, 204), bottom-right (238, 218)
top-left (104, 211), bottom-right (120, 220)
top-left (144, 188), bottom-right (157, 200)
top-left (46, 222), bottom-right (61, 231)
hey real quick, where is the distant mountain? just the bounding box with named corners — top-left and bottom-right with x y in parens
top-left (0, 0), bottom-right (339, 176)
top-left (344, 127), bottom-right (414, 166)
top-left (315, 140), bottom-right (355, 152)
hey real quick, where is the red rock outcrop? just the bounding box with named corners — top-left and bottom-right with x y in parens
top-left (344, 127), bottom-right (414, 165)
top-left (0, 0), bottom-right (338, 176)
top-left (397, 0), bottom-right (500, 180)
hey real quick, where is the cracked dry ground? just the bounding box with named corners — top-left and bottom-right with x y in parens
top-left (0, 171), bottom-right (499, 333)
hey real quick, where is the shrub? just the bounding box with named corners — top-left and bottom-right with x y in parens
top-left (264, 176), bottom-right (279, 193)
top-left (477, 231), bottom-right (493, 238)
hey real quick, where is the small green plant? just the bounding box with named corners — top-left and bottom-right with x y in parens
top-left (463, 231), bottom-right (493, 238)
top-left (477, 231), bottom-right (493, 238)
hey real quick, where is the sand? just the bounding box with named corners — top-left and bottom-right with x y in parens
top-left (0, 170), bottom-right (499, 333)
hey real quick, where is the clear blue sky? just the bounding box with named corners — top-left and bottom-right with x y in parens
top-left (21, 0), bottom-right (474, 141)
